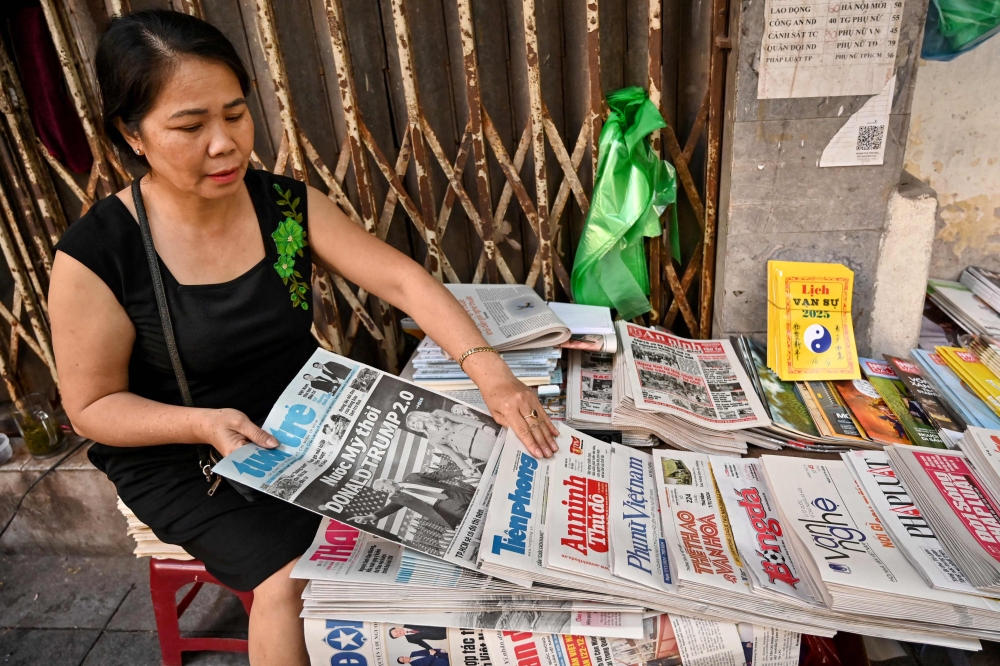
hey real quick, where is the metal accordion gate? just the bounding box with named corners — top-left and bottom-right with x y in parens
top-left (0, 0), bottom-right (729, 398)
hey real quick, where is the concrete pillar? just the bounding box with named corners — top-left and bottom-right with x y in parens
top-left (712, 0), bottom-right (931, 356)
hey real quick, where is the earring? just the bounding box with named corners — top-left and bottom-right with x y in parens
top-left (134, 148), bottom-right (141, 155)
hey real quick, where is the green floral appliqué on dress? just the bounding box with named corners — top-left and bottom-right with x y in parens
top-left (271, 184), bottom-right (309, 310)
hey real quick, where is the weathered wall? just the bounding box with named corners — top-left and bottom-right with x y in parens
top-left (712, 0), bottom-right (930, 352)
top-left (903, 37), bottom-right (1000, 280)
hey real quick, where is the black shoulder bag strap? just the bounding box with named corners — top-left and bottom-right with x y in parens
top-left (131, 179), bottom-right (223, 496)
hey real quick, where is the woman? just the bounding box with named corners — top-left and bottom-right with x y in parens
top-left (48, 10), bottom-right (557, 665)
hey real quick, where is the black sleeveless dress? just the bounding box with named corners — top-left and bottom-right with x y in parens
top-left (55, 169), bottom-right (322, 590)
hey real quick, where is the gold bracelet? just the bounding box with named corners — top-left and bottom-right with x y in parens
top-left (458, 346), bottom-right (498, 371)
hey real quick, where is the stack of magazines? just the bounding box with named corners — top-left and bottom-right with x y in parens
top-left (961, 266), bottom-right (1000, 314)
top-left (926, 278), bottom-right (1000, 339)
top-left (406, 337), bottom-right (562, 390)
top-left (610, 321), bottom-right (772, 455)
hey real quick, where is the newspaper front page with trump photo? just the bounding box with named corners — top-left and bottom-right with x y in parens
top-left (213, 348), bottom-right (505, 572)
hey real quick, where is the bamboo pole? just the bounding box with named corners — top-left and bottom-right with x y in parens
top-left (388, 0), bottom-right (445, 282)
top-left (0, 134), bottom-right (54, 279)
top-left (521, 0), bottom-right (554, 300)
top-left (455, 0), bottom-right (498, 283)
top-left (38, 0), bottom-right (115, 198)
top-left (0, 181), bottom-right (57, 385)
top-left (253, 0), bottom-right (307, 183)
top-left (586, 0), bottom-right (603, 186)
top-left (0, 42), bottom-right (68, 246)
top-left (0, 337), bottom-right (27, 416)
top-left (647, 0), bottom-right (663, 323)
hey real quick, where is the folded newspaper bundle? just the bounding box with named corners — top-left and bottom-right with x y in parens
top-left (445, 284), bottom-right (572, 351)
top-left (116, 498), bottom-right (192, 560)
top-left (565, 349), bottom-right (656, 447)
top-left (401, 284), bottom-right (569, 390)
top-left (961, 267), bottom-right (1000, 315)
top-left (886, 444), bottom-right (1000, 595)
top-left (405, 337), bottom-right (561, 390)
top-left (304, 614), bottom-right (800, 666)
top-left (611, 322), bottom-right (772, 454)
top-left (548, 301), bottom-right (617, 354)
top-left (927, 279), bottom-right (1000, 339)
top-left (761, 454), bottom-right (1000, 644)
top-left (212, 347), bottom-right (1000, 650)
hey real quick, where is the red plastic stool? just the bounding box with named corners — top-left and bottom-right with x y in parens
top-left (149, 558), bottom-right (254, 666)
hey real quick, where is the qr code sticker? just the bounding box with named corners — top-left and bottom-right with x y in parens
top-left (856, 124), bottom-right (885, 151)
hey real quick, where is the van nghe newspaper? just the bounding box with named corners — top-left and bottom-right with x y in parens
top-left (213, 348), bottom-right (504, 572)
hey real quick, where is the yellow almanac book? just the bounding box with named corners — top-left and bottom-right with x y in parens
top-left (935, 346), bottom-right (1000, 417)
top-left (767, 261), bottom-right (860, 381)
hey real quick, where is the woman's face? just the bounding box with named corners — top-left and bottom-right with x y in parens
top-left (125, 57), bottom-right (254, 199)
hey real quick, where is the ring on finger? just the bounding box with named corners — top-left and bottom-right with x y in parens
top-left (521, 409), bottom-right (539, 419)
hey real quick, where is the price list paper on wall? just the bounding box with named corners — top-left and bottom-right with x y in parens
top-left (758, 0), bottom-right (905, 99)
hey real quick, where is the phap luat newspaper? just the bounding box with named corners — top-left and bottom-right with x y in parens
top-left (214, 348), bottom-right (505, 574)
top-left (841, 449), bottom-right (993, 599)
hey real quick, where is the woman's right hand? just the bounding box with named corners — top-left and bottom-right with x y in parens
top-left (198, 408), bottom-right (279, 457)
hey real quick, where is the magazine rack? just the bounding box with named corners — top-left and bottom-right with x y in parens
top-left (149, 558), bottom-right (254, 666)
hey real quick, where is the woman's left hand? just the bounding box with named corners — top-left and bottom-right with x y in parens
top-left (466, 352), bottom-right (559, 459)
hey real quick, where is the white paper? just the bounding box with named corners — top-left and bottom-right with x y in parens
top-left (820, 75), bottom-right (895, 167)
top-left (668, 615), bottom-right (746, 666)
top-left (547, 302), bottom-right (614, 334)
top-left (757, 0), bottom-right (905, 99)
top-left (752, 625), bottom-right (801, 666)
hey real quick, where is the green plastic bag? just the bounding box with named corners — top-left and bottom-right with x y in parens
top-left (923, 0), bottom-right (1000, 60)
top-left (571, 87), bottom-right (679, 320)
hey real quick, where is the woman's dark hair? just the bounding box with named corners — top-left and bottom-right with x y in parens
top-left (96, 9), bottom-right (250, 173)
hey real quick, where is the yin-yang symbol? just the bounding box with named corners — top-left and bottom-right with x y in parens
top-left (803, 324), bottom-right (832, 353)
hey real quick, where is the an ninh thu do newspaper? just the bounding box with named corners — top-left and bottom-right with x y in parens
top-left (213, 348), bottom-right (503, 571)
top-left (618, 323), bottom-right (770, 429)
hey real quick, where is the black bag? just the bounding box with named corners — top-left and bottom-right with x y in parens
top-left (131, 178), bottom-right (258, 501)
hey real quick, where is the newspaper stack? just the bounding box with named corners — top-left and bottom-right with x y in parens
top-left (565, 349), bottom-right (655, 447)
top-left (293, 518), bottom-right (645, 634)
top-left (405, 337), bottom-right (561, 390)
top-left (116, 497), bottom-right (192, 560)
top-left (401, 284), bottom-right (570, 390)
top-left (761, 454), bottom-right (1000, 643)
top-left (887, 445), bottom-right (1000, 595)
top-left (211, 346), bottom-right (1000, 650)
top-left (611, 322), bottom-right (772, 454)
top-left (927, 279), bottom-right (1000, 339)
top-left (961, 266), bottom-right (1000, 314)
top-left (958, 427), bottom-right (1000, 503)
top-left (303, 614), bottom-right (801, 666)
top-left (304, 620), bottom-right (488, 666)
top-left (842, 449), bottom-right (989, 597)
top-left (482, 615), bottom-right (797, 666)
